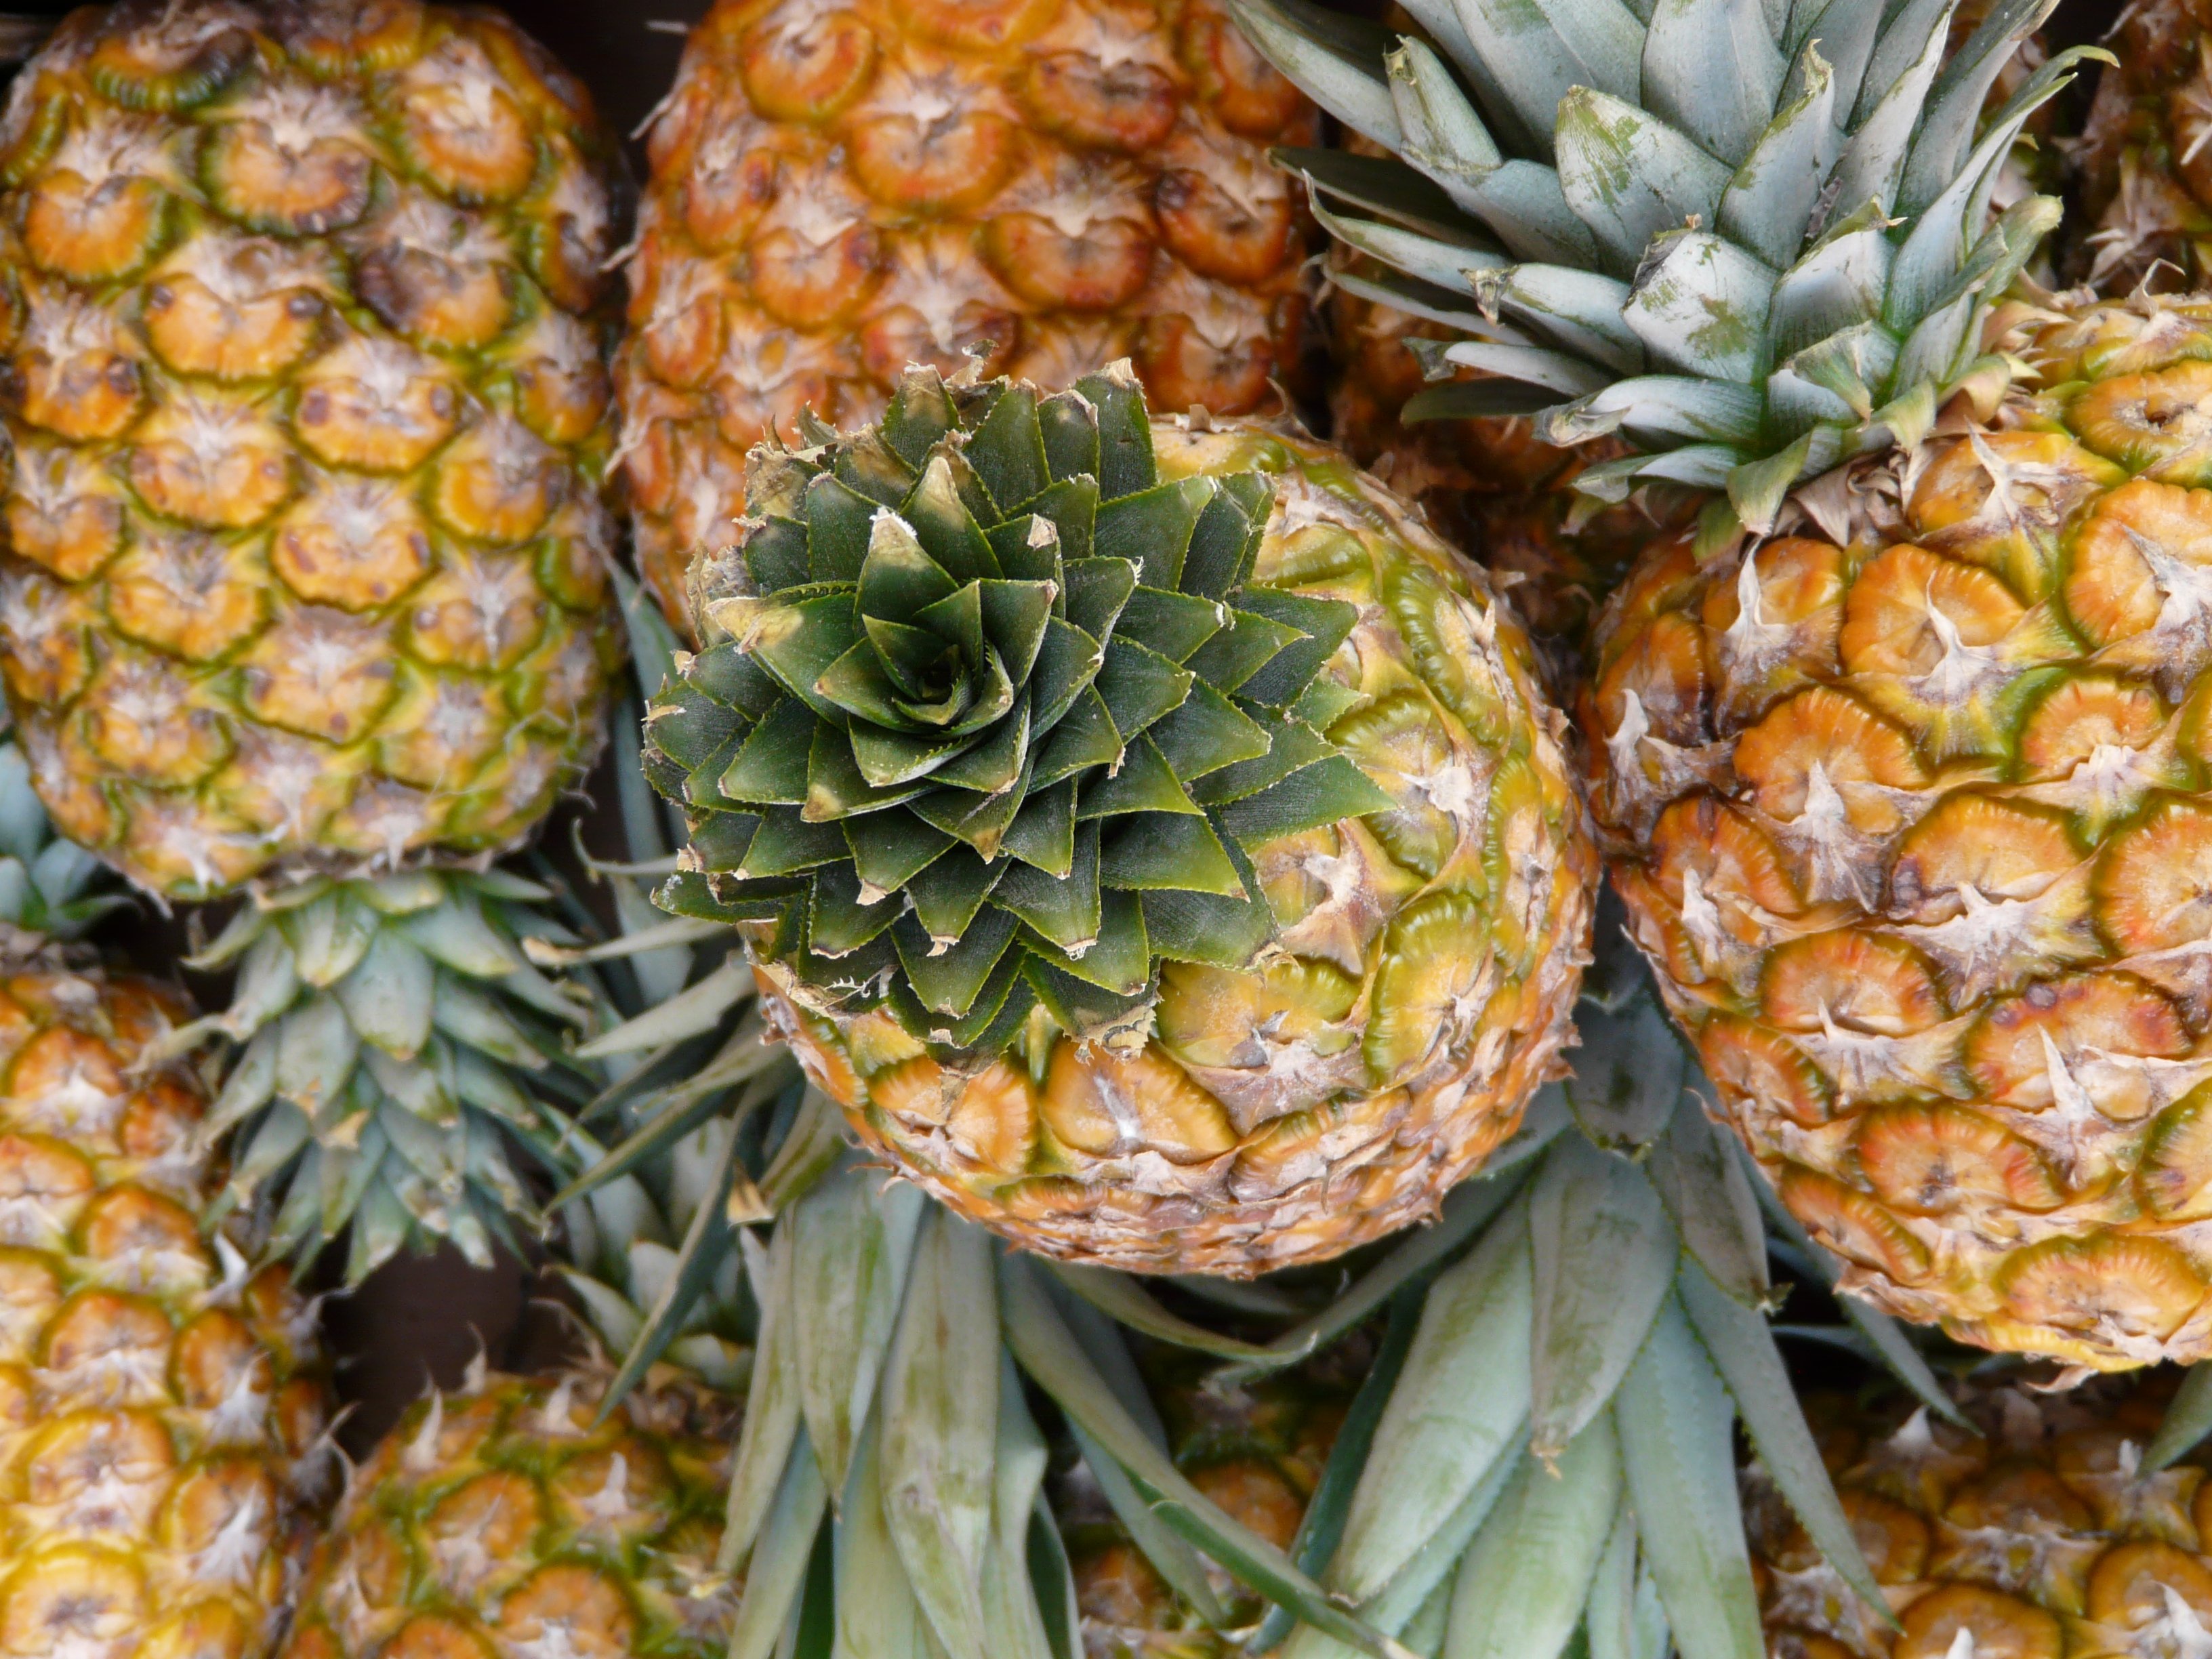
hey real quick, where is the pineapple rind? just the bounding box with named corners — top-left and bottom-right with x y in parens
top-left (280, 1368), bottom-right (737, 1659)
top-left (0, 0), bottom-right (626, 902)
top-left (1588, 295), bottom-right (2212, 1372)
top-left (647, 365), bottom-right (1595, 1275)
top-left (1751, 1378), bottom-right (2212, 1659)
top-left (0, 962), bottom-right (331, 1659)
top-left (613, 0), bottom-right (1321, 628)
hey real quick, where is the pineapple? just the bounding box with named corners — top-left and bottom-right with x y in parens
top-left (0, 0), bottom-right (636, 1279)
top-left (0, 726), bottom-right (331, 1659)
top-left (1061, 1353), bottom-right (1352, 1659)
top-left (1749, 1376), bottom-right (2212, 1659)
top-left (2077, 0), bottom-right (2212, 292)
top-left (279, 1363), bottom-right (740, 1659)
top-left (612, 0), bottom-right (1321, 628)
top-left (642, 359), bottom-right (1596, 1275)
top-left (1232, 0), bottom-right (2212, 1368)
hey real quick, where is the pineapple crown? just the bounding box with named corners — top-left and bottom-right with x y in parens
top-left (644, 362), bottom-right (1392, 1052)
top-left (0, 726), bottom-right (119, 945)
top-left (1237, 0), bottom-right (2100, 537)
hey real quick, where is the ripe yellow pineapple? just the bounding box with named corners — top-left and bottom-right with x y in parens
top-left (646, 362), bottom-right (1595, 1274)
top-left (281, 1364), bottom-right (739, 1659)
top-left (0, 725), bottom-right (331, 1659)
top-left (1580, 294), bottom-right (2212, 1372)
top-left (1749, 1376), bottom-right (2212, 1659)
top-left (0, 0), bottom-right (626, 899)
top-left (613, 0), bottom-right (1319, 626)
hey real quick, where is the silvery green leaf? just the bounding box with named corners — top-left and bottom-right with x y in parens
top-left (1540, 376), bottom-right (1763, 447)
top-left (0, 746), bottom-right (39, 865)
top-left (604, 1119), bottom-right (742, 1410)
top-left (281, 891), bottom-right (379, 988)
top-left (1452, 0), bottom-right (1643, 161)
top-left (451, 1046), bottom-right (535, 1126)
top-left (30, 838), bottom-right (101, 911)
top-left (1355, 1441), bottom-right (1524, 1635)
top-left (1330, 265), bottom-right (1502, 339)
top-left (556, 1266), bottom-right (642, 1357)
top-left (1749, 1170), bottom-right (1967, 1427)
top-left (1555, 90), bottom-right (1731, 275)
top-left (1069, 1418), bottom-right (1225, 1626)
top-left (1045, 1263), bottom-right (1277, 1362)
top-left (1622, 230), bottom-right (1776, 384)
top-left (275, 996), bottom-right (360, 1114)
top-left (577, 957), bottom-right (753, 1059)
top-left (1827, 0), bottom-right (1954, 218)
top-left (881, 1210), bottom-right (998, 1659)
top-left (431, 975), bottom-right (537, 1067)
top-left (998, 1256), bottom-right (1410, 1659)
top-left (1443, 1412), bottom-right (1622, 1659)
top-left (229, 1101), bottom-right (310, 1195)
top-left (2151, 1364), bottom-right (2212, 1470)
top-left (762, 1086), bottom-right (851, 1212)
top-left (378, 1100), bottom-right (461, 1187)
top-left (205, 1029), bottom-right (279, 1140)
top-left (1219, 1147), bottom-right (1546, 1385)
top-left (1440, 342), bottom-right (1611, 398)
top-left (836, 1414), bottom-right (932, 1659)
top-left (1404, 1576), bottom-right (1454, 1659)
top-left (981, 1354), bottom-right (1055, 1659)
top-left (1585, 1500), bottom-right (1640, 1659)
top-left (794, 1165), bottom-right (926, 1501)
top-left (1771, 222), bottom-right (1893, 356)
top-left (1529, 1138), bottom-right (1676, 1458)
top-left (1472, 266), bottom-right (1641, 373)
top-left (0, 859), bottom-right (37, 928)
top-left (1855, 0), bottom-right (1957, 127)
top-left (400, 892), bottom-right (525, 977)
top-left (188, 901), bottom-right (269, 970)
top-left (1333, 1202), bottom-right (1534, 1601)
top-left (1633, 1559), bottom-right (1671, 1659)
top-left (357, 869), bottom-right (447, 914)
top-left (1780, 321), bottom-right (1898, 421)
top-left (1466, 161), bottom-right (1607, 267)
top-left (1641, 0), bottom-right (1783, 165)
top-left (729, 1429), bottom-right (832, 1659)
top-left (724, 1224), bottom-right (804, 1571)
top-left (334, 929), bottom-right (436, 1061)
top-left (1900, 0), bottom-right (2049, 212)
top-left (225, 929), bottom-right (303, 1038)
top-left (318, 1117), bottom-right (384, 1241)
top-left (499, 962), bottom-right (586, 1025)
top-left (1313, 197), bottom-right (1504, 295)
top-left (1385, 37), bottom-right (1500, 184)
top-left (1645, 1101), bottom-right (1768, 1306)
top-left (1560, 987), bottom-right (1685, 1153)
top-left (1888, 291), bottom-right (1977, 403)
top-left (1615, 1294), bottom-right (1763, 1659)
top-left (348, 1178), bottom-right (412, 1278)
top-left (1286, 145), bottom-right (1486, 240)
top-left (1228, 0), bottom-right (1400, 146)
top-left (1026, 1494), bottom-right (1080, 1659)
top-left (1678, 1261), bottom-right (1886, 1622)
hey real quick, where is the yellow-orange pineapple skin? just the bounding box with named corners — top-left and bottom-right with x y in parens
top-left (2077, 0), bottom-right (2212, 291)
top-left (0, 962), bottom-right (330, 1659)
top-left (0, 0), bottom-right (627, 899)
top-left (1750, 1378), bottom-right (2212, 1659)
top-left (281, 1370), bottom-right (737, 1659)
top-left (614, 0), bottom-right (1319, 626)
top-left (1584, 295), bottom-right (2212, 1373)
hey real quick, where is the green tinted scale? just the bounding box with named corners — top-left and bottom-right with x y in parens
top-left (644, 364), bottom-right (1395, 1054)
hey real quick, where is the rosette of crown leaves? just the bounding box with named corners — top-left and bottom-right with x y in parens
top-left (644, 363), bottom-right (1393, 1050)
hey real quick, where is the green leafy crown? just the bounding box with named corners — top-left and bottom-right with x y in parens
top-left (644, 363), bottom-right (1393, 1053)
top-left (1235, 0), bottom-right (2100, 537)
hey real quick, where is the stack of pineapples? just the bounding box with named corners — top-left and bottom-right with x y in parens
top-left (16, 3), bottom-right (2212, 1659)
